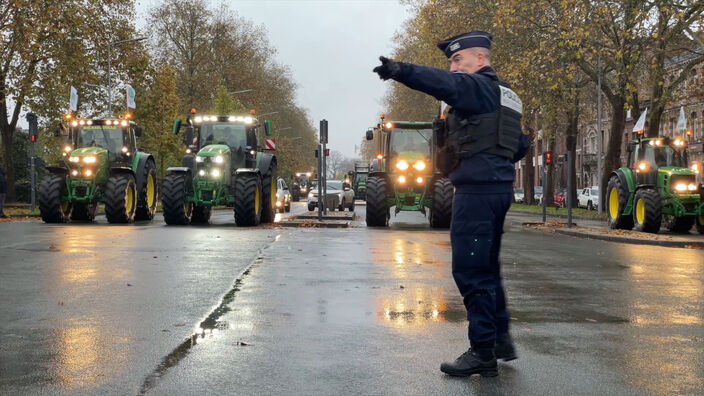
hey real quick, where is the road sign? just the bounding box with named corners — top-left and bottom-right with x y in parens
top-left (265, 139), bottom-right (276, 150)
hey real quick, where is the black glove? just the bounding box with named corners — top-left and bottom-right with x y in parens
top-left (373, 56), bottom-right (401, 80)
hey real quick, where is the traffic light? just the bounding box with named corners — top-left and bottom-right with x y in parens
top-left (543, 151), bottom-right (552, 165)
top-left (325, 148), bottom-right (330, 156)
top-left (320, 119), bottom-right (328, 144)
top-left (26, 112), bottom-right (38, 143)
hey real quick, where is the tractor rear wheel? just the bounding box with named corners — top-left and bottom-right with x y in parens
top-left (39, 174), bottom-right (71, 223)
top-left (666, 215), bottom-right (694, 233)
top-left (606, 175), bottom-right (633, 230)
top-left (135, 159), bottom-right (158, 221)
top-left (430, 177), bottom-right (453, 229)
top-left (162, 172), bottom-right (193, 225)
top-left (696, 215), bottom-right (704, 234)
top-left (71, 202), bottom-right (97, 222)
top-left (234, 174), bottom-right (262, 226)
top-left (191, 205), bottom-right (212, 224)
top-left (366, 176), bottom-right (389, 227)
top-left (260, 162), bottom-right (277, 224)
top-left (104, 174), bottom-right (137, 223)
top-left (632, 188), bottom-right (662, 233)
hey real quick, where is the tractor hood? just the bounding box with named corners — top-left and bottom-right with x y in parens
top-left (658, 167), bottom-right (696, 176)
top-left (197, 144), bottom-right (231, 157)
top-left (70, 147), bottom-right (107, 157)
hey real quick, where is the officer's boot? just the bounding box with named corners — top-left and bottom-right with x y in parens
top-left (494, 333), bottom-right (517, 362)
top-left (440, 348), bottom-right (497, 377)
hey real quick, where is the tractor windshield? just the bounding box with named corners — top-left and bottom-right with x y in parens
top-left (77, 126), bottom-right (124, 153)
top-left (200, 122), bottom-right (247, 149)
top-left (643, 146), bottom-right (687, 168)
top-left (390, 128), bottom-right (431, 156)
top-left (356, 173), bottom-right (368, 182)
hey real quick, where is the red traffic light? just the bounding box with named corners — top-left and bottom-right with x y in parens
top-left (30, 134), bottom-right (36, 142)
top-left (325, 148), bottom-right (330, 156)
top-left (544, 151), bottom-right (552, 165)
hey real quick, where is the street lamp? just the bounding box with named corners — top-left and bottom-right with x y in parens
top-left (107, 36), bottom-right (146, 116)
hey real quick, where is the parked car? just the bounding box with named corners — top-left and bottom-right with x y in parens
top-left (534, 186), bottom-right (544, 204)
top-left (513, 188), bottom-right (524, 203)
top-left (578, 187), bottom-right (599, 210)
top-left (276, 178), bottom-right (291, 213)
top-left (307, 180), bottom-right (355, 212)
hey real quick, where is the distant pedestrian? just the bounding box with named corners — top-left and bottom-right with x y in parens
top-left (373, 31), bottom-right (529, 377)
top-left (0, 166), bottom-right (7, 218)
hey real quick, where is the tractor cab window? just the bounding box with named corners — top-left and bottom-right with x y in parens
top-left (200, 123), bottom-right (247, 149)
top-left (356, 173), bottom-right (367, 182)
top-left (643, 146), bottom-right (687, 168)
top-left (389, 128), bottom-right (431, 156)
top-left (78, 125), bottom-right (124, 153)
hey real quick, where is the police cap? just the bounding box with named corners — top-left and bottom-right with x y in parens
top-left (437, 31), bottom-right (492, 58)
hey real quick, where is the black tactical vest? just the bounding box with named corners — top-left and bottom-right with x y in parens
top-left (445, 78), bottom-right (523, 161)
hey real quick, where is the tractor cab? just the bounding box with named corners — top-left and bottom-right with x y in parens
top-left (630, 137), bottom-right (693, 187)
top-left (184, 114), bottom-right (265, 170)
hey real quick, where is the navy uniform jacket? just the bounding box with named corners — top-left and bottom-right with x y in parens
top-left (394, 64), bottom-right (529, 194)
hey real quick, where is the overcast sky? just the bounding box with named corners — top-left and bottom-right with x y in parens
top-left (137, 0), bottom-right (413, 158)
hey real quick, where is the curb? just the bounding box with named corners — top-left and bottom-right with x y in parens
top-left (552, 227), bottom-right (704, 248)
top-left (510, 208), bottom-right (607, 222)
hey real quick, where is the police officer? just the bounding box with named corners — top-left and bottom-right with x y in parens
top-left (373, 31), bottom-right (529, 377)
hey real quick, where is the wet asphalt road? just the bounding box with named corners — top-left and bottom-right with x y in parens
top-left (1, 202), bottom-right (703, 395)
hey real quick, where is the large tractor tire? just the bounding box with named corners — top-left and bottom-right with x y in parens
top-left (234, 174), bottom-right (262, 226)
top-left (606, 175), bottom-right (633, 230)
top-left (71, 202), bottom-right (97, 222)
top-left (696, 215), bottom-right (704, 234)
top-left (366, 176), bottom-right (389, 227)
top-left (162, 172), bottom-right (193, 225)
top-left (39, 174), bottom-right (72, 223)
top-left (260, 161), bottom-right (277, 224)
top-left (666, 215), bottom-right (694, 233)
top-left (632, 188), bottom-right (662, 233)
top-left (104, 174), bottom-right (137, 223)
top-left (191, 205), bottom-right (212, 224)
top-left (292, 190), bottom-right (300, 202)
top-left (430, 177), bottom-right (453, 229)
top-left (135, 159), bottom-right (158, 221)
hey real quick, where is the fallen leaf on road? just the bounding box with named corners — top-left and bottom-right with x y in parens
top-left (174, 323), bottom-right (186, 327)
top-left (127, 283), bottom-right (133, 286)
top-left (49, 244), bottom-right (56, 249)
top-left (399, 285), bottom-right (405, 289)
top-left (236, 341), bottom-right (252, 346)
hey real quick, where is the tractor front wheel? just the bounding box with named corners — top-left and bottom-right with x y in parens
top-left (162, 172), bottom-right (193, 225)
top-left (135, 159), bottom-right (158, 221)
top-left (606, 175), bottom-right (633, 230)
top-left (366, 176), bottom-right (389, 227)
top-left (430, 177), bottom-right (453, 229)
top-left (104, 174), bottom-right (137, 223)
top-left (632, 188), bottom-right (662, 233)
top-left (234, 174), bottom-right (262, 226)
top-left (260, 162), bottom-right (277, 223)
top-left (39, 174), bottom-right (72, 223)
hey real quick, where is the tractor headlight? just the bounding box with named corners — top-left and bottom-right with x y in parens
top-left (69, 156), bottom-right (80, 163)
top-left (196, 156), bottom-right (204, 163)
top-left (688, 183), bottom-right (697, 191)
top-left (214, 155), bottom-right (224, 164)
top-left (121, 146), bottom-right (128, 153)
top-left (396, 160), bottom-right (409, 171)
top-left (692, 163), bottom-right (700, 174)
top-left (416, 177), bottom-right (424, 184)
top-left (71, 170), bottom-right (78, 176)
top-left (198, 169), bottom-right (206, 176)
top-left (308, 192), bottom-right (315, 198)
top-left (84, 169), bottom-right (93, 177)
top-left (194, 116), bottom-right (203, 123)
top-left (398, 175), bottom-right (406, 184)
top-left (210, 168), bottom-right (221, 178)
top-left (413, 161), bottom-right (426, 171)
top-left (63, 145), bottom-right (72, 153)
top-left (276, 201), bottom-right (282, 207)
top-left (636, 161), bottom-right (649, 172)
top-left (674, 183), bottom-right (687, 192)
top-left (83, 156), bottom-right (96, 163)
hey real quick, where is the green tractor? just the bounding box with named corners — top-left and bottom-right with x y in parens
top-left (350, 162), bottom-right (369, 201)
top-left (364, 117), bottom-right (453, 228)
top-left (607, 136), bottom-right (704, 234)
top-left (291, 171), bottom-right (314, 202)
top-left (39, 115), bottom-right (158, 223)
top-left (163, 113), bottom-right (277, 226)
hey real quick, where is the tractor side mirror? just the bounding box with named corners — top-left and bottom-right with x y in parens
top-left (184, 126), bottom-right (194, 146)
top-left (173, 118), bottom-right (182, 135)
top-left (134, 126), bottom-right (143, 137)
top-left (53, 124), bottom-right (65, 137)
top-left (627, 143), bottom-right (635, 153)
top-left (366, 129), bottom-right (373, 140)
top-left (264, 120), bottom-right (273, 136)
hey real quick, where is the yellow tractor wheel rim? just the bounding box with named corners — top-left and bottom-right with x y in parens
top-left (147, 174), bottom-right (155, 208)
top-left (126, 185), bottom-right (134, 214)
top-left (271, 178), bottom-right (276, 207)
top-left (635, 197), bottom-right (645, 224)
top-left (255, 184), bottom-right (261, 215)
top-left (608, 188), bottom-right (619, 219)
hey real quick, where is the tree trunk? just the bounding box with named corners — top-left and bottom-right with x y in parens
top-left (523, 125), bottom-right (536, 205)
top-left (1, 124), bottom-right (16, 202)
top-left (600, 96), bottom-right (627, 203)
top-left (647, 44), bottom-right (666, 138)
